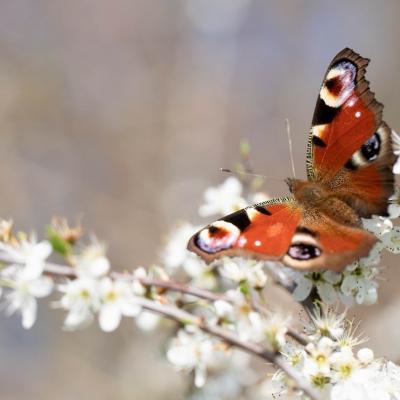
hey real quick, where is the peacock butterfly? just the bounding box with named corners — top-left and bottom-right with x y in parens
top-left (187, 48), bottom-right (396, 272)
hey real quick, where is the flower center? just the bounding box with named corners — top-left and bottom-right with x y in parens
top-left (339, 363), bottom-right (353, 378)
top-left (311, 373), bottom-right (330, 388)
top-left (309, 272), bottom-right (322, 283)
top-left (80, 289), bottom-right (90, 299)
top-left (105, 290), bottom-right (117, 302)
top-left (289, 352), bottom-right (301, 366)
top-left (315, 353), bottom-right (327, 365)
top-left (352, 266), bottom-right (363, 277)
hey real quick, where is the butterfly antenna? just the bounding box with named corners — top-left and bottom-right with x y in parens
top-left (220, 168), bottom-right (284, 181)
top-left (285, 118), bottom-right (296, 178)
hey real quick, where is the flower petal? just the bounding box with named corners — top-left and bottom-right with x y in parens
top-left (292, 276), bottom-right (313, 301)
top-left (29, 276), bottom-right (54, 298)
top-left (22, 297), bottom-right (37, 329)
top-left (99, 303), bottom-right (121, 332)
top-left (317, 282), bottom-right (337, 304)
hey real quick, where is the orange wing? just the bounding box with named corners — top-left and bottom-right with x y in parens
top-left (307, 48), bottom-right (382, 181)
top-left (282, 211), bottom-right (377, 272)
top-left (331, 122), bottom-right (395, 217)
top-left (188, 198), bottom-right (377, 272)
top-left (187, 198), bottom-right (301, 263)
top-left (307, 48), bottom-right (395, 217)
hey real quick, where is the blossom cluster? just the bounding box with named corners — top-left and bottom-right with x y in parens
top-left (157, 143), bottom-right (400, 399)
top-left (0, 140), bottom-right (399, 400)
top-left (0, 221), bottom-right (151, 332)
top-left (272, 306), bottom-right (400, 400)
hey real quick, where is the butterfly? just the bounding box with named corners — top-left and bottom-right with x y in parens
top-left (187, 48), bottom-right (396, 272)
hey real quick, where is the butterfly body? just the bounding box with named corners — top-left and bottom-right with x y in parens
top-left (188, 48), bottom-right (395, 272)
top-left (286, 178), bottom-right (361, 228)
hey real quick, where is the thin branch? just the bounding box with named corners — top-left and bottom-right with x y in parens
top-left (251, 297), bottom-right (309, 346)
top-left (263, 261), bottom-right (318, 325)
top-left (0, 253), bottom-right (316, 395)
top-left (112, 272), bottom-right (226, 301)
top-left (40, 262), bottom-right (307, 345)
top-left (135, 296), bottom-right (322, 400)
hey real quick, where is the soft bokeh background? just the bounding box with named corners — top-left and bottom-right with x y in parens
top-left (0, 1), bottom-right (400, 398)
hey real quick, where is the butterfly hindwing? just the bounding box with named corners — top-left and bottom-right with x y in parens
top-left (330, 122), bottom-right (395, 217)
top-left (283, 210), bottom-right (377, 272)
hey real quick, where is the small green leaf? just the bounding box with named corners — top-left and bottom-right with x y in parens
top-left (46, 226), bottom-right (72, 256)
top-left (239, 281), bottom-right (250, 296)
top-left (240, 139), bottom-right (250, 158)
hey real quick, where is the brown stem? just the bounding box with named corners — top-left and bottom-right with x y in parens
top-left (41, 262), bottom-right (307, 345)
top-left (135, 296), bottom-right (321, 400)
top-left (112, 272), bottom-right (226, 301)
top-left (0, 256), bottom-right (317, 396)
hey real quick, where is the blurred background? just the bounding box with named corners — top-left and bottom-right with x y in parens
top-left (0, 0), bottom-right (400, 398)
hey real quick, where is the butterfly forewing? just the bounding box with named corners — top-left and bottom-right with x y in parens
top-left (307, 48), bottom-right (383, 181)
top-left (187, 198), bottom-right (301, 263)
top-left (307, 48), bottom-right (395, 217)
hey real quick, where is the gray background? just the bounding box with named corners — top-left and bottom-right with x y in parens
top-left (0, 1), bottom-right (399, 399)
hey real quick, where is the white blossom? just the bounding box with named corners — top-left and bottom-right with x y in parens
top-left (188, 350), bottom-right (254, 400)
top-left (357, 348), bottom-right (374, 365)
top-left (341, 261), bottom-right (379, 305)
top-left (330, 347), bottom-right (359, 382)
top-left (381, 226), bottom-right (400, 254)
top-left (264, 370), bottom-right (290, 398)
top-left (98, 277), bottom-right (141, 332)
top-left (135, 311), bottom-right (160, 331)
top-left (161, 223), bottom-right (200, 270)
top-left (0, 237), bottom-right (52, 279)
top-left (2, 266), bottom-right (53, 329)
top-left (363, 216), bottom-right (393, 237)
top-left (249, 312), bottom-right (290, 350)
top-left (131, 267), bottom-right (147, 296)
top-left (75, 239), bottom-right (110, 278)
top-left (214, 299), bottom-right (234, 321)
top-left (392, 130), bottom-right (400, 175)
top-left (0, 237), bottom-right (53, 329)
top-left (281, 342), bottom-right (306, 368)
top-left (160, 224), bottom-right (216, 288)
top-left (183, 254), bottom-right (217, 290)
top-left (274, 310), bottom-right (400, 400)
top-left (57, 277), bottom-right (99, 329)
top-left (218, 257), bottom-right (267, 289)
top-left (304, 337), bottom-right (335, 378)
top-left (382, 361), bottom-right (400, 398)
top-left (336, 321), bottom-right (367, 351)
top-left (330, 363), bottom-right (390, 400)
top-left (291, 270), bottom-right (340, 304)
top-left (198, 177), bottom-right (247, 217)
top-left (167, 328), bottom-right (224, 388)
top-left (309, 306), bottom-right (346, 340)
top-left (216, 289), bottom-right (257, 341)
top-left (388, 189), bottom-right (400, 219)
